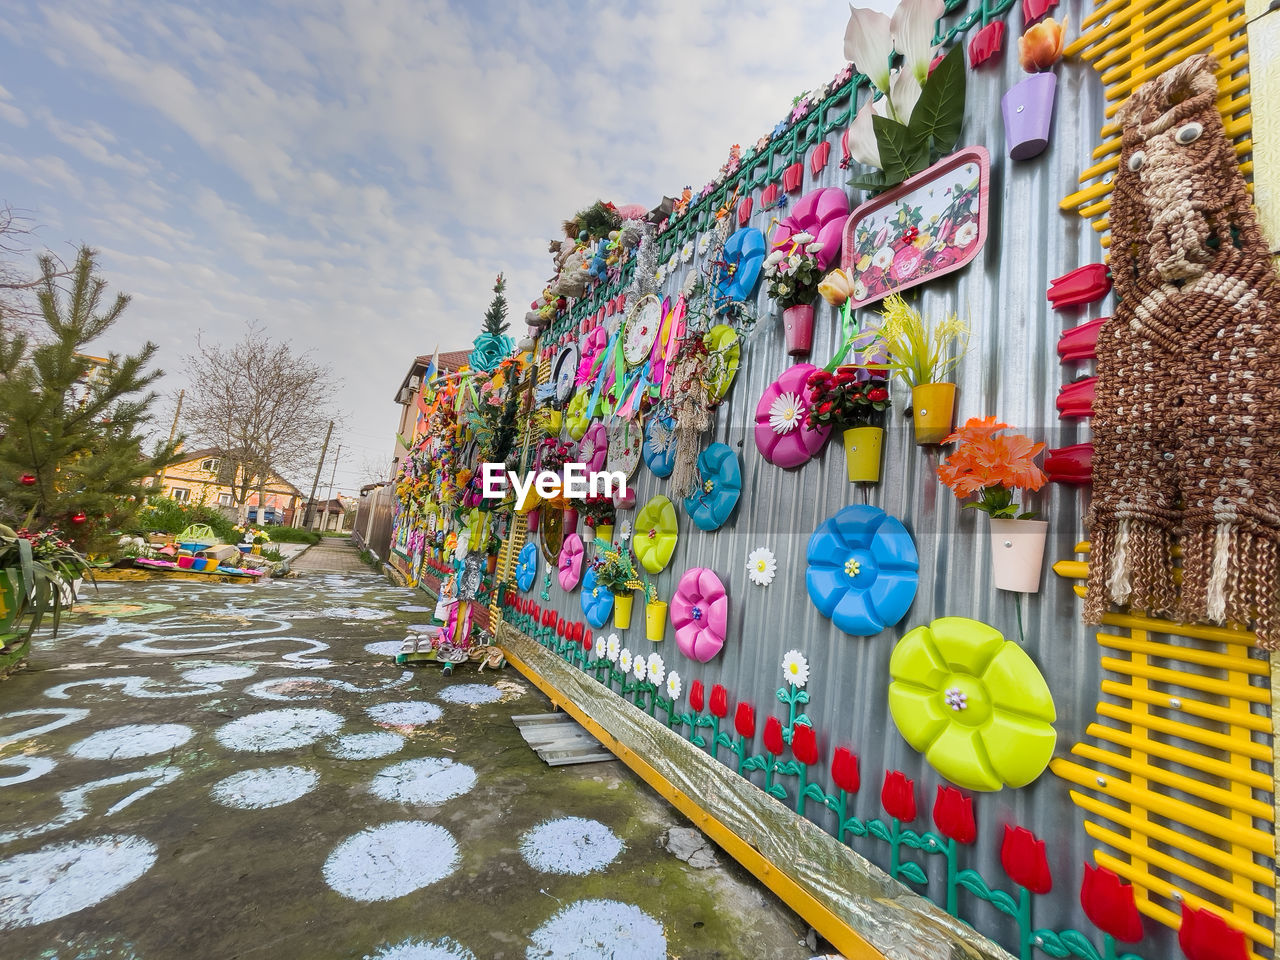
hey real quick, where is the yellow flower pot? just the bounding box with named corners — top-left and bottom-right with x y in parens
top-left (645, 601), bottom-right (667, 642)
top-left (595, 524), bottom-right (614, 546)
top-left (251, 545), bottom-right (262, 556)
top-left (912, 382), bottom-right (956, 445)
top-left (842, 426), bottom-right (883, 483)
top-left (613, 593), bottom-right (634, 630)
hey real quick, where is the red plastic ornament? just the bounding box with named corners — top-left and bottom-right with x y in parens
top-left (1000, 825), bottom-right (1053, 894)
top-left (830, 747), bottom-right (860, 794)
top-left (709, 683), bottom-right (729, 719)
top-left (790, 723), bottom-right (818, 765)
top-left (20, 473), bottom-right (36, 486)
top-left (688, 679), bottom-right (705, 712)
top-left (763, 716), bottom-right (785, 756)
top-left (734, 702), bottom-right (756, 738)
top-left (881, 770), bottom-right (918, 823)
top-left (70, 512), bottom-right (87, 525)
top-left (1080, 864), bottom-right (1144, 943)
top-left (932, 786), bottom-right (977, 844)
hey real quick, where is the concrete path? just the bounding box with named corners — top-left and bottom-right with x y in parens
top-left (0, 569), bottom-right (818, 959)
top-left (291, 537), bottom-right (368, 573)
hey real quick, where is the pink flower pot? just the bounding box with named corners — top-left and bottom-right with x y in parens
top-left (989, 518), bottom-right (1048, 592)
top-left (177, 556), bottom-right (195, 569)
top-left (527, 509), bottom-right (540, 535)
top-left (1002, 72), bottom-right (1057, 161)
top-left (783, 303), bottom-right (815, 356)
top-left (563, 507), bottom-right (578, 536)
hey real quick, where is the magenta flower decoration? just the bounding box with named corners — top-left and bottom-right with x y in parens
top-left (671, 567), bottom-right (729, 663)
top-left (754, 364), bottom-right (831, 468)
top-left (576, 422), bottom-right (608, 473)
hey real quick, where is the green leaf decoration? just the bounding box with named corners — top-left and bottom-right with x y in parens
top-left (907, 44), bottom-right (967, 161)
top-left (955, 869), bottom-right (1020, 917)
top-left (765, 784), bottom-right (788, 800)
top-left (1053, 929), bottom-right (1105, 960)
top-left (841, 818), bottom-right (868, 838)
top-left (803, 783), bottom-right (830, 804)
top-left (847, 171), bottom-right (891, 193)
top-left (872, 115), bottom-right (926, 183)
top-left (1029, 929), bottom-right (1072, 959)
top-left (866, 818), bottom-right (893, 843)
top-left (741, 755), bottom-right (769, 773)
top-left (897, 860), bottom-right (929, 885)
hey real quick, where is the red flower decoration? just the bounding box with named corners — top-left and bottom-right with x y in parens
top-left (968, 20), bottom-right (1006, 67)
top-left (867, 387), bottom-right (889, 403)
top-left (734, 702), bottom-right (756, 738)
top-left (1000, 825), bottom-right (1052, 894)
top-left (1047, 263), bottom-right (1112, 309)
top-left (828, 748), bottom-right (859, 794)
top-left (763, 716), bottom-right (784, 756)
top-left (1080, 865), bottom-right (1143, 943)
top-left (689, 679), bottom-right (705, 712)
top-left (782, 161), bottom-right (804, 193)
top-left (583, 637), bottom-right (593, 652)
top-left (932, 786), bottom-right (976, 845)
top-left (791, 723), bottom-right (818, 765)
top-left (737, 197), bottom-right (753, 228)
top-left (761, 183), bottom-right (780, 208)
top-left (881, 771), bottom-right (917, 823)
top-left (20, 473), bottom-right (36, 486)
top-left (709, 683), bottom-right (728, 718)
top-left (809, 141), bottom-right (831, 177)
top-left (1179, 904), bottom-right (1248, 960)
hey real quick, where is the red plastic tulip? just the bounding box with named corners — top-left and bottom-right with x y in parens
top-left (1056, 376), bottom-right (1097, 419)
top-left (1023, 0), bottom-right (1058, 24)
top-left (557, 617), bottom-right (566, 637)
top-left (709, 683), bottom-right (728, 719)
top-left (809, 142), bottom-right (831, 177)
top-left (763, 716), bottom-right (784, 756)
top-left (1048, 263), bottom-right (1112, 309)
top-left (689, 679), bottom-right (705, 712)
top-left (1045, 443), bottom-right (1093, 485)
top-left (583, 637), bottom-right (592, 652)
top-left (831, 747), bottom-right (860, 794)
top-left (20, 473), bottom-right (36, 486)
top-left (1057, 316), bottom-right (1106, 362)
top-left (782, 161), bottom-right (804, 193)
top-left (791, 723), bottom-right (818, 765)
top-left (734, 702), bottom-right (755, 738)
top-left (737, 196), bottom-right (753, 227)
top-left (1080, 865), bottom-right (1143, 943)
top-left (761, 183), bottom-right (780, 209)
top-left (932, 786), bottom-right (976, 845)
top-left (968, 20), bottom-right (1007, 68)
top-left (881, 771), bottom-right (917, 823)
top-left (1178, 903), bottom-right (1248, 960)
top-left (1000, 825), bottom-right (1052, 894)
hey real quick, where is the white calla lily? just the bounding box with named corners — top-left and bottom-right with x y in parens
top-left (891, 0), bottom-right (945, 84)
top-left (890, 66), bottom-right (924, 126)
top-left (846, 97), bottom-right (883, 169)
top-left (843, 5), bottom-right (894, 95)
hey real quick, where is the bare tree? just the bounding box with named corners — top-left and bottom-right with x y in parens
top-left (181, 322), bottom-right (338, 521)
top-left (0, 203), bottom-right (73, 331)
top-left (356, 453), bottom-right (397, 486)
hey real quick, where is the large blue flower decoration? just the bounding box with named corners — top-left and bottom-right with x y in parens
top-left (806, 504), bottom-right (918, 636)
top-left (684, 443), bottom-right (741, 532)
top-left (580, 566), bottom-right (615, 629)
top-left (712, 228), bottom-right (766, 310)
top-left (468, 331), bottom-right (514, 374)
top-left (643, 413), bottom-right (677, 479)
top-left (516, 541), bottom-right (539, 592)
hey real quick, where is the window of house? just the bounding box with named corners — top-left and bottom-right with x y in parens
top-left (172, 488), bottom-right (190, 503)
top-left (200, 458), bottom-right (220, 473)
top-left (217, 493), bottom-right (232, 507)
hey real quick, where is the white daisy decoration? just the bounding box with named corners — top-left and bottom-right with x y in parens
top-left (666, 671), bottom-right (682, 700)
top-left (769, 391), bottom-right (803, 435)
top-left (633, 655), bottom-right (646, 681)
top-left (618, 520), bottom-right (633, 542)
top-left (619, 648), bottom-right (633, 674)
top-left (680, 240), bottom-right (694, 263)
top-left (747, 547), bottom-right (777, 587)
top-left (647, 653), bottom-right (665, 685)
top-left (666, 252), bottom-right (679, 271)
top-left (593, 637), bottom-right (607, 659)
top-left (606, 634), bottom-right (621, 662)
top-left (655, 265), bottom-right (666, 286)
top-left (781, 649), bottom-right (810, 688)
top-left (697, 233), bottom-right (713, 255)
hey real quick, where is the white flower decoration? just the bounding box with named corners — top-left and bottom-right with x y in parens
top-left (618, 520), bottom-right (633, 541)
top-left (633, 655), bottom-right (646, 680)
top-left (619, 648), bottom-right (633, 673)
top-left (697, 233), bottom-right (712, 255)
top-left (593, 636), bottom-right (607, 659)
top-left (747, 547), bottom-right (777, 586)
top-left (769, 391), bottom-right (803, 435)
top-left (954, 221), bottom-right (978, 248)
top-left (606, 634), bottom-right (621, 662)
top-left (655, 265), bottom-right (666, 286)
top-left (667, 252), bottom-right (679, 271)
top-left (872, 247), bottom-right (895, 271)
top-left (680, 240), bottom-right (694, 263)
top-left (647, 653), bottom-right (665, 685)
top-left (666, 670), bottom-right (682, 700)
top-left (782, 649), bottom-right (809, 688)
top-left (763, 250), bottom-right (787, 270)
top-left (852, 279), bottom-right (868, 301)
top-left (792, 231), bottom-right (815, 244)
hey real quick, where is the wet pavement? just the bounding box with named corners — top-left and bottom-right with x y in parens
top-left (0, 560), bottom-right (817, 960)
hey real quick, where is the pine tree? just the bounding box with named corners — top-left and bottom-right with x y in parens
top-left (0, 247), bottom-right (177, 551)
top-left (482, 273), bottom-right (508, 337)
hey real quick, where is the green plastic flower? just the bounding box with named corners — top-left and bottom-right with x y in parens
top-left (564, 388), bottom-right (594, 441)
top-left (888, 617), bottom-right (1056, 792)
top-left (634, 495), bottom-right (679, 574)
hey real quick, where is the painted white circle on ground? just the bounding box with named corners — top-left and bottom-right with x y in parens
top-left (323, 822), bottom-right (458, 901)
top-left (0, 756), bottom-right (56, 787)
top-left (365, 702), bottom-right (442, 727)
top-left (68, 723), bottom-right (194, 760)
top-left (215, 708), bottom-right (343, 752)
top-left (321, 607), bottom-right (392, 621)
top-left (436, 684), bottom-right (504, 706)
top-left (519, 818), bottom-right (623, 876)
top-left (330, 732), bottom-right (405, 760)
top-left (211, 766), bottom-right (319, 809)
top-left (526, 899), bottom-right (666, 960)
top-left (370, 757), bottom-right (476, 806)
top-left (364, 641), bottom-right (406, 656)
top-left (0, 835), bottom-right (157, 930)
top-left (366, 938), bottom-right (476, 960)
top-left (180, 665), bottom-right (256, 683)
top-left (395, 605), bottom-right (435, 613)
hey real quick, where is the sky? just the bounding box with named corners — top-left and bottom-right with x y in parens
top-left (0, 0), bottom-right (892, 497)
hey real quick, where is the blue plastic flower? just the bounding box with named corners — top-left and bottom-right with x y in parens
top-left (468, 331), bottom-right (514, 374)
top-left (516, 541), bottom-right (538, 592)
top-left (643, 413), bottom-right (677, 479)
top-left (684, 443), bottom-right (741, 532)
top-left (712, 228), bottom-right (766, 310)
top-left (580, 566), bottom-right (615, 629)
top-left (806, 504), bottom-right (918, 636)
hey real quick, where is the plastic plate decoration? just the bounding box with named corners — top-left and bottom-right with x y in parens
top-left (642, 413), bottom-right (678, 478)
top-left (559, 534), bottom-right (585, 591)
top-left (576, 324), bottom-right (609, 385)
top-left (552, 342), bottom-right (581, 404)
top-left (888, 617), bottom-right (1057, 792)
top-left (769, 187), bottom-right (850, 272)
top-left (703, 325), bottom-right (740, 401)
top-left (623, 294), bottom-right (663, 366)
top-left (607, 420), bottom-right (642, 478)
top-left (712, 227), bottom-right (766, 309)
top-left (564, 388), bottom-right (595, 441)
top-left (671, 567), bottom-right (728, 662)
top-left (580, 566), bottom-right (615, 629)
top-left (633, 495), bottom-right (679, 574)
top-left (806, 504), bottom-right (918, 636)
top-left (516, 541), bottom-right (539, 592)
top-left (576, 422), bottom-right (608, 473)
top-left (754, 364), bottom-right (831, 468)
top-left (684, 443), bottom-right (741, 532)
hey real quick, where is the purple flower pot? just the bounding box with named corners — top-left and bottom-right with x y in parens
top-left (1002, 72), bottom-right (1057, 161)
top-left (783, 303), bottom-right (815, 356)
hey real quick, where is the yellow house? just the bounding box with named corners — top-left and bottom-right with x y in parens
top-left (149, 448), bottom-right (304, 525)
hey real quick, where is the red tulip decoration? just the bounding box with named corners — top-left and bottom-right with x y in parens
top-left (709, 683), bottom-right (728, 719)
top-left (763, 716), bottom-right (784, 756)
top-left (725, 701), bottom-right (756, 775)
top-left (877, 772), bottom-right (926, 886)
top-left (1080, 864), bottom-right (1143, 947)
top-left (814, 747), bottom-right (865, 844)
top-left (790, 723), bottom-right (818, 765)
top-left (831, 748), bottom-right (860, 794)
top-left (881, 771), bottom-right (917, 823)
top-left (1178, 903), bottom-right (1249, 960)
top-left (689, 679), bottom-right (704, 713)
top-left (1001, 825), bottom-right (1052, 894)
top-left (684, 680), bottom-right (714, 749)
top-left (788, 722), bottom-right (821, 817)
top-left (931, 786), bottom-right (976, 915)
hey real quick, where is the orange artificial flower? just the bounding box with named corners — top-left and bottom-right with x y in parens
top-left (937, 417), bottom-right (1048, 501)
top-left (1019, 17), bottom-right (1068, 72)
top-left (818, 268), bottom-right (854, 306)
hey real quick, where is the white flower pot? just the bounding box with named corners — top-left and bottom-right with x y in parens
top-left (988, 519), bottom-right (1048, 593)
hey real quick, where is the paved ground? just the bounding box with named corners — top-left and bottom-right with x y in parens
top-left (0, 556), bottom-right (817, 959)
top-left (291, 538), bottom-right (369, 573)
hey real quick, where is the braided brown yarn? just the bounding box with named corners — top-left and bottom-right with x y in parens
top-left (1085, 54), bottom-right (1280, 649)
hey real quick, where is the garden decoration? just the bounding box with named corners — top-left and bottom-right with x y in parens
top-left (1043, 443), bottom-right (1092, 485)
top-left (674, 678), bottom-right (715, 748)
top-left (1001, 17), bottom-right (1067, 160)
top-left (755, 364), bottom-right (831, 468)
top-left (937, 417), bottom-right (1049, 593)
top-left (888, 617), bottom-right (1057, 791)
top-left (552, 341), bottom-right (581, 405)
top-left (746, 546), bottom-right (776, 586)
top-left (770, 187), bottom-right (850, 272)
top-left (575, 323), bottom-right (609, 385)
top-left (967, 20), bottom-right (1006, 68)
top-left (665, 338), bottom-right (715, 498)
top-left (606, 420), bottom-right (642, 478)
top-left (592, 542), bottom-right (645, 630)
top-left (872, 293), bottom-right (970, 444)
top-left (841, 148), bottom-right (990, 310)
top-left (683, 443), bottom-right (741, 532)
top-left (575, 422), bottom-right (608, 474)
top-left (702, 324), bottom-right (740, 400)
top-left (558, 534), bottom-right (584, 591)
top-left (563, 388), bottom-right (596, 441)
top-left (670, 566), bottom-right (728, 662)
top-left (762, 233), bottom-right (823, 356)
top-left (1047, 263), bottom-right (1111, 309)
top-left (806, 504), bottom-right (918, 636)
top-left (579, 566), bottom-right (615, 629)
top-left (1080, 863), bottom-right (1145, 956)
top-left (1179, 904), bottom-right (1248, 960)
top-left (805, 365), bottom-right (890, 483)
top-left (1056, 377), bottom-right (1096, 419)
top-left (515, 541), bottom-right (538, 592)
top-left (633, 495), bottom-right (679, 574)
top-left (1057, 317), bottom-right (1106, 362)
top-left (622, 293), bottom-right (662, 365)
top-left (644, 583), bottom-right (667, 643)
top-left (711, 227), bottom-right (766, 310)
top-left (642, 412), bottom-right (678, 478)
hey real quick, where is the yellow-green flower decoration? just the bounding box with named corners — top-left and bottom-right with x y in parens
top-left (564, 388), bottom-right (595, 441)
top-left (634, 495), bottom-right (679, 574)
top-left (888, 617), bottom-right (1056, 792)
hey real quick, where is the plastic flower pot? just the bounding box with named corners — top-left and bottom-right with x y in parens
top-left (842, 426), bottom-right (883, 483)
top-left (595, 523), bottom-right (614, 546)
top-left (989, 518), bottom-right (1049, 592)
top-left (527, 509), bottom-right (540, 535)
top-left (613, 592), bottom-right (634, 630)
top-left (486, 555), bottom-right (497, 575)
top-left (783, 303), bottom-right (815, 356)
top-left (1001, 72), bottom-right (1057, 161)
top-left (563, 507), bottom-right (578, 536)
top-left (911, 383), bottom-right (956, 444)
top-left (177, 556), bottom-right (196, 569)
top-left (645, 601), bottom-right (668, 642)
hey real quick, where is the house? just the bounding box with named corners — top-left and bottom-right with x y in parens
top-left (301, 497), bottom-right (348, 533)
top-left (390, 349), bottom-right (470, 479)
top-left (148, 448), bottom-right (305, 524)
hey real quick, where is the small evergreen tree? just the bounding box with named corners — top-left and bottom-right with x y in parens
top-left (0, 247), bottom-right (177, 550)
top-left (482, 273), bottom-right (508, 337)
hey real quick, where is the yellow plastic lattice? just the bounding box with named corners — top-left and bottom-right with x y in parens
top-left (1054, 544), bottom-right (1274, 958)
top-left (1059, 0), bottom-right (1253, 247)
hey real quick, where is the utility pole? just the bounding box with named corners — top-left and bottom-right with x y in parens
top-left (324, 444), bottom-right (341, 532)
top-left (154, 389), bottom-right (184, 491)
top-left (304, 421), bottom-right (333, 530)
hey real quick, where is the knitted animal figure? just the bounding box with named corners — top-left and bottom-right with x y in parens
top-left (1085, 54), bottom-right (1280, 647)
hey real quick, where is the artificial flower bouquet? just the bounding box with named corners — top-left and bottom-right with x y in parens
top-left (937, 417), bottom-right (1048, 518)
top-left (762, 233), bottom-right (823, 310)
top-left (873, 293), bottom-right (969, 444)
top-left (805, 367), bottom-right (891, 430)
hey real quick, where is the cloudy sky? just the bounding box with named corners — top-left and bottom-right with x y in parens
top-left (0, 0), bottom-right (887, 496)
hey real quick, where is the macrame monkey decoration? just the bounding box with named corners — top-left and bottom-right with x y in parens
top-left (1085, 54), bottom-right (1280, 647)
